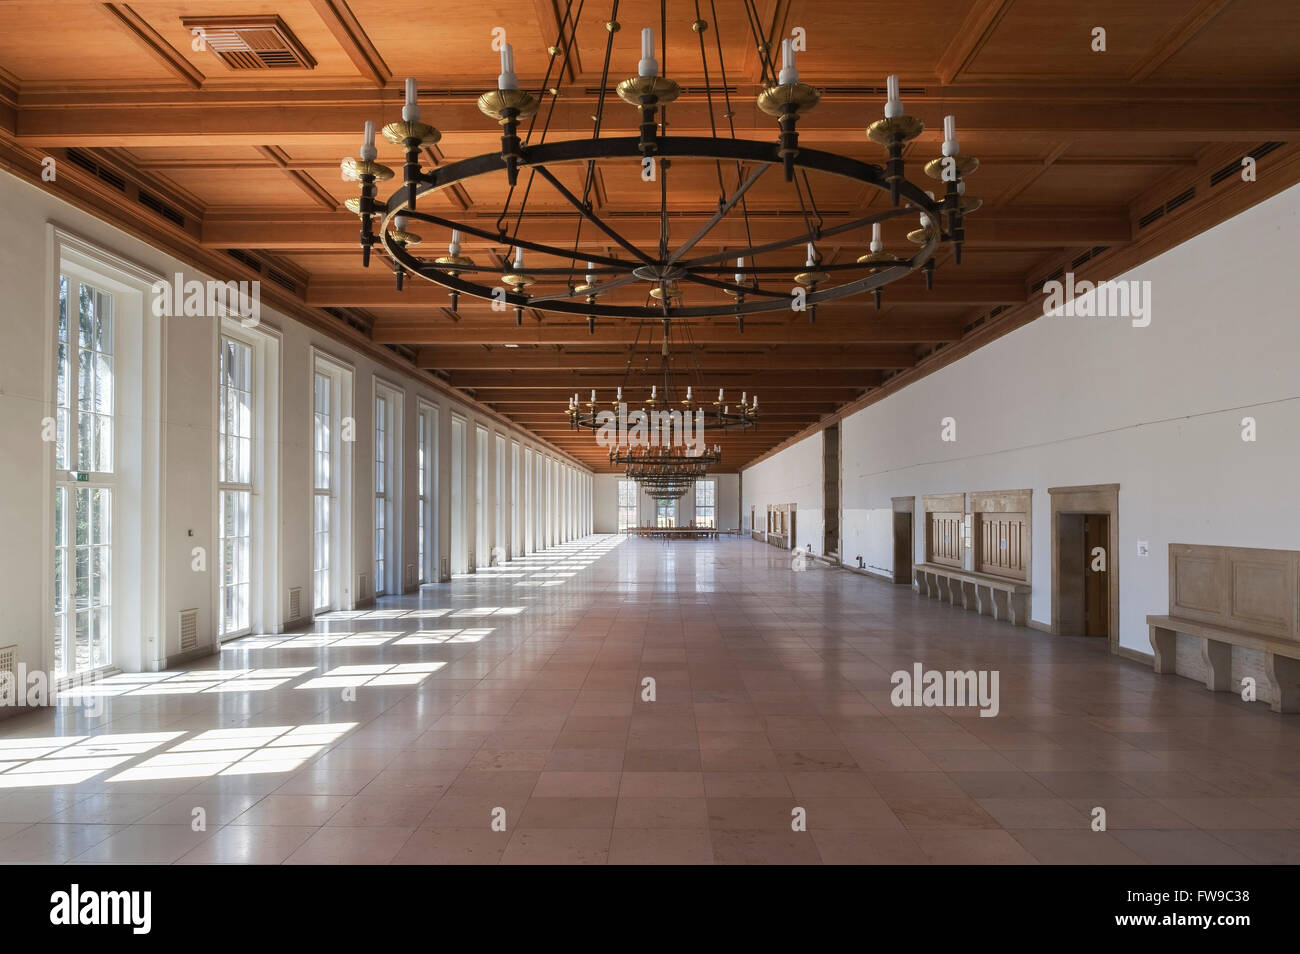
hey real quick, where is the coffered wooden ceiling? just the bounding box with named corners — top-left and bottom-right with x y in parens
top-left (1, 0), bottom-right (1298, 471)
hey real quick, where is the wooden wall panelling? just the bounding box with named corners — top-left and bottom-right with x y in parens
top-left (922, 492), bottom-right (966, 569)
top-left (969, 489), bottom-right (1032, 583)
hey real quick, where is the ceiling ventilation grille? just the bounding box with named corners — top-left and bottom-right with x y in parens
top-left (265, 268), bottom-right (297, 292)
top-left (1210, 141), bottom-right (1284, 187)
top-left (64, 149), bottom-right (126, 191)
top-left (138, 190), bottom-right (185, 227)
top-left (1138, 186), bottom-right (1196, 229)
top-left (226, 248), bottom-right (262, 272)
top-left (181, 16), bottom-right (316, 70)
top-left (819, 85), bottom-right (926, 96)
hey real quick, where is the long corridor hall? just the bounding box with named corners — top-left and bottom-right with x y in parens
top-left (2, 536), bottom-right (1297, 866)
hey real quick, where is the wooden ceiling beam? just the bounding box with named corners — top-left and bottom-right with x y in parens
top-left (371, 315), bottom-right (968, 345)
top-left (310, 275), bottom-right (1026, 309)
top-left (100, 3), bottom-right (205, 90)
top-left (466, 386), bottom-right (869, 402)
top-left (308, 0), bottom-right (392, 88)
top-left (446, 369), bottom-right (884, 388)
top-left (415, 345), bottom-right (919, 370)
top-left (15, 90), bottom-right (1300, 146)
top-left (209, 207), bottom-right (1128, 249)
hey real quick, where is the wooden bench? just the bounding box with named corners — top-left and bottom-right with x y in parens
top-left (1148, 614), bottom-right (1300, 714)
top-left (914, 562), bottom-right (1031, 627)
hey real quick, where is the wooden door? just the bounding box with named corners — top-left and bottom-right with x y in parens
top-left (1084, 514), bottom-right (1110, 637)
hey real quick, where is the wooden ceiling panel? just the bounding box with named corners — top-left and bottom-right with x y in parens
top-left (353, 0), bottom-right (562, 85)
top-left (161, 167), bottom-right (329, 205)
top-left (1009, 163), bottom-right (1173, 206)
top-left (1150, 0), bottom-right (1300, 84)
top-left (0, 4), bottom-right (175, 84)
top-left (782, 0), bottom-right (980, 83)
top-left (963, 0), bottom-right (1212, 81)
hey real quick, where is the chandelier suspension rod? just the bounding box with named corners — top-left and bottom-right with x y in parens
top-left (495, 0), bottom-right (583, 239)
top-left (740, 0), bottom-right (777, 85)
top-left (709, 0), bottom-right (763, 292)
top-left (567, 0), bottom-right (621, 294)
top-left (692, 0), bottom-right (728, 206)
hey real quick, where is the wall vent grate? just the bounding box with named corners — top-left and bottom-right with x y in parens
top-left (178, 608), bottom-right (198, 652)
top-left (288, 586), bottom-right (302, 623)
top-left (0, 645), bottom-right (16, 701)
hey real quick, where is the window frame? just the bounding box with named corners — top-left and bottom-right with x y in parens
top-left (46, 229), bottom-right (164, 678)
top-left (618, 479), bottom-right (638, 531)
top-left (694, 479), bottom-right (717, 529)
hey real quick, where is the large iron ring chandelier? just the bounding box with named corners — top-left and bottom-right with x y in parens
top-left (342, 0), bottom-right (979, 331)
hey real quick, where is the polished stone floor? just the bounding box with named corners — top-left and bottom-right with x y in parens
top-left (2, 534), bottom-right (1299, 865)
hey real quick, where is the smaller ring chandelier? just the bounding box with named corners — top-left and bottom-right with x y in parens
top-left (566, 319), bottom-right (756, 435)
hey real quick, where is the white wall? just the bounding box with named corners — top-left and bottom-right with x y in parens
top-left (594, 474), bottom-right (620, 533)
top-left (741, 433), bottom-right (824, 552)
top-left (0, 168), bottom-right (591, 682)
top-left (747, 183), bottom-right (1300, 654)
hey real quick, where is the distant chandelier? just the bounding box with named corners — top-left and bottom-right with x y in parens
top-left (613, 446), bottom-right (719, 501)
top-left (342, 0), bottom-right (979, 330)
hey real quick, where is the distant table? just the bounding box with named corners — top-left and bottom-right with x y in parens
top-left (626, 527), bottom-right (720, 540)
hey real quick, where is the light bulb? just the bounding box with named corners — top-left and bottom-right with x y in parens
top-left (393, 214), bottom-right (409, 231)
top-left (448, 229), bottom-right (461, 256)
top-left (942, 114), bottom-right (959, 157)
top-left (498, 43), bottom-right (518, 91)
top-left (805, 242), bottom-right (816, 267)
top-left (361, 120), bottom-right (376, 161)
top-left (871, 222), bottom-right (883, 253)
top-left (514, 246), bottom-right (525, 269)
top-left (885, 74), bottom-right (902, 119)
top-left (735, 256), bottom-right (745, 285)
top-left (778, 38), bottom-right (798, 85)
top-left (403, 77), bottom-right (420, 122)
top-left (638, 27), bottom-right (658, 77)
